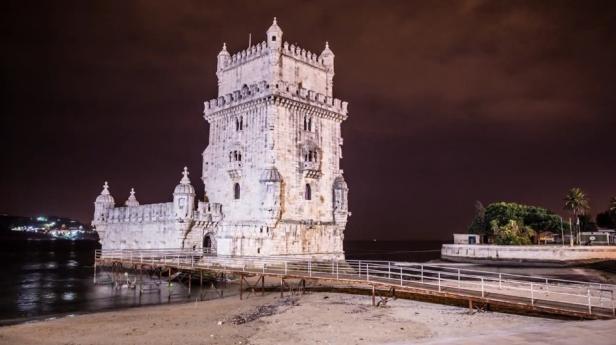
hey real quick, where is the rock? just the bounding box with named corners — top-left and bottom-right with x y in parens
top-left (217, 320), bottom-right (224, 326)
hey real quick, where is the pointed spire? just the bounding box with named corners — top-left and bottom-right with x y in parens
top-left (321, 41), bottom-right (334, 56)
top-left (218, 42), bottom-right (229, 56)
top-left (125, 187), bottom-right (139, 207)
top-left (180, 166), bottom-right (191, 184)
top-left (267, 17), bottom-right (283, 35)
top-left (101, 181), bottom-right (110, 195)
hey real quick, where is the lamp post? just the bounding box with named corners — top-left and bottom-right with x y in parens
top-left (559, 216), bottom-right (564, 246)
top-left (569, 218), bottom-right (574, 246)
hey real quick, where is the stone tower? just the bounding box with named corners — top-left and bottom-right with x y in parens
top-left (92, 19), bottom-right (349, 259)
top-left (201, 18), bottom-right (350, 258)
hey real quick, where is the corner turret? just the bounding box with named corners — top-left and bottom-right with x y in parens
top-left (125, 188), bottom-right (140, 207)
top-left (217, 43), bottom-right (230, 72)
top-left (267, 17), bottom-right (283, 50)
top-left (93, 181), bottom-right (115, 225)
top-left (320, 42), bottom-right (335, 97)
top-left (173, 167), bottom-right (196, 220)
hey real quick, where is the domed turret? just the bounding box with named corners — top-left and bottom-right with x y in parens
top-left (125, 188), bottom-right (140, 207)
top-left (333, 176), bottom-right (347, 190)
top-left (217, 42), bottom-right (230, 72)
top-left (95, 181), bottom-right (115, 205)
top-left (173, 167), bottom-right (196, 220)
top-left (333, 175), bottom-right (349, 226)
top-left (260, 167), bottom-right (283, 227)
top-left (266, 17), bottom-right (283, 50)
top-left (320, 41), bottom-right (335, 70)
top-left (93, 181), bottom-right (115, 224)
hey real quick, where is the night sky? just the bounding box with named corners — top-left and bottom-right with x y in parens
top-left (2, 1), bottom-right (615, 240)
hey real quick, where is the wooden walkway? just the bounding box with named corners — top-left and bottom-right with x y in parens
top-left (94, 249), bottom-right (616, 319)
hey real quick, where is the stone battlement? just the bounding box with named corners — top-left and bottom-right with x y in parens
top-left (281, 41), bottom-right (328, 69)
top-left (221, 40), bottom-right (328, 72)
top-left (195, 201), bottom-right (223, 223)
top-left (103, 202), bottom-right (174, 224)
top-left (203, 80), bottom-right (348, 119)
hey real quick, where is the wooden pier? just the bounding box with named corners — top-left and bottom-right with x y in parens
top-left (94, 249), bottom-right (616, 319)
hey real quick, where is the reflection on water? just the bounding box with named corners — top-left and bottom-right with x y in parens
top-left (0, 241), bottom-right (208, 325)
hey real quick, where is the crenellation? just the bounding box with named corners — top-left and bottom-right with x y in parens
top-left (204, 81), bottom-right (348, 120)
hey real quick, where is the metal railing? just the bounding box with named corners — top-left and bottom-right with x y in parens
top-left (95, 248), bottom-right (616, 318)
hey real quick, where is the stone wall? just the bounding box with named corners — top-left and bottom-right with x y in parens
top-left (442, 244), bottom-right (616, 265)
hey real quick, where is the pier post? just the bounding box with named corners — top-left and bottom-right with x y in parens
top-left (372, 285), bottom-right (376, 306)
top-left (168, 267), bottom-right (172, 301)
top-left (139, 265), bottom-right (143, 296)
top-left (261, 275), bottom-right (265, 296)
top-left (93, 262), bottom-right (97, 284)
top-left (240, 274), bottom-right (244, 300)
top-left (188, 273), bottom-right (192, 297)
top-left (200, 271), bottom-right (204, 301)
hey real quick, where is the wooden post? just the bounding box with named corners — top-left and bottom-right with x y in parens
top-left (372, 285), bottom-right (376, 306)
top-left (468, 300), bottom-right (473, 312)
top-left (139, 265), bottom-right (143, 296)
top-left (261, 276), bottom-right (265, 296)
top-left (280, 277), bottom-right (284, 298)
top-left (93, 262), bottom-right (97, 284)
top-left (200, 270), bottom-right (204, 301)
top-left (168, 267), bottom-right (172, 301)
top-left (188, 273), bottom-right (192, 297)
top-left (240, 274), bottom-right (244, 300)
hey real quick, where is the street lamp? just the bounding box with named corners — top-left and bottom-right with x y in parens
top-left (559, 216), bottom-right (564, 246)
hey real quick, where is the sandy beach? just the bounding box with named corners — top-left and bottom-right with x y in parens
top-left (1, 289), bottom-right (615, 345)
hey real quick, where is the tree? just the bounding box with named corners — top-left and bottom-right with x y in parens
top-left (491, 220), bottom-right (535, 245)
top-left (596, 211), bottom-right (615, 229)
top-left (467, 202), bottom-right (562, 236)
top-left (468, 201), bottom-right (486, 234)
top-left (563, 187), bottom-right (590, 242)
top-left (596, 197), bottom-right (616, 229)
top-left (610, 197), bottom-right (616, 225)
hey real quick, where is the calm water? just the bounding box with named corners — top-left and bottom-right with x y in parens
top-left (1, 240), bottom-right (614, 325)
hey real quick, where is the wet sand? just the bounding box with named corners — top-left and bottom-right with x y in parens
top-left (1, 291), bottom-right (615, 345)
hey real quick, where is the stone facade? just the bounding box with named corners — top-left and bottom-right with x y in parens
top-left (93, 19), bottom-right (350, 259)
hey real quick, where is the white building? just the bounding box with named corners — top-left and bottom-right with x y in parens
top-left (93, 19), bottom-right (350, 259)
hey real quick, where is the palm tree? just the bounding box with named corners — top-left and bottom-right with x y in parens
top-left (563, 187), bottom-right (590, 244)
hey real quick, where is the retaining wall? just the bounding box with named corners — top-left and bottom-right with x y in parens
top-left (441, 244), bottom-right (616, 266)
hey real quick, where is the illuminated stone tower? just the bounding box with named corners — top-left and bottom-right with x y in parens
top-left (201, 18), bottom-right (350, 258)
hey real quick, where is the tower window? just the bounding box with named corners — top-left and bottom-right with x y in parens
top-left (303, 115), bottom-right (313, 132)
top-left (305, 184), bottom-right (312, 200)
top-left (233, 183), bottom-right (240, 200)
top-left (230, 150), bottom-right (243, 162)
top-left (271, 36), bottom-right (276, 41)
top-left (304, 150), bottom-right (317, 162)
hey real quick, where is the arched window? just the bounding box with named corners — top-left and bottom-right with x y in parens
top-left (233, 183), bottom-right (240, 200)
top-left (305, 184), bottom-right (311, 200)
top-left (308, 117), bottom-right (312, 131)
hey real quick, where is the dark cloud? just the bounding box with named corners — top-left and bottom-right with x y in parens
top-left (1, 0), bottom-right (615, 240)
